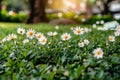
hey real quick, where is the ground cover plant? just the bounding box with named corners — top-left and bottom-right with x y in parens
top-left (0, 22), bottom-right (120, 80)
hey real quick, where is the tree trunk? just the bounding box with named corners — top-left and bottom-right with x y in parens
top-left (26, 0), bottom-right (35, 23)
top-left (86, 1), bottom-right (92, 19)
top-left (27, 0), bottom-right (49, 24)
top-left (86, 3), bottom-right (92, 19)
top-left (101, 0), bottom-right (113, 15)
top-left (0, 0), bottom-right (2, 21)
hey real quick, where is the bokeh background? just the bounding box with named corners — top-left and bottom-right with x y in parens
top-left (0, 0), bottom-right (120, 24)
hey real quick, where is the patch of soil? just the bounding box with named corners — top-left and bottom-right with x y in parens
top-left (49, 18), bottom-right (78, 25)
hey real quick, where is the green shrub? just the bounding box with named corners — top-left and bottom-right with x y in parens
top-left (1, 10), bottom-right (28, 22)
top-left (1, 10), bottom-right (119, 24)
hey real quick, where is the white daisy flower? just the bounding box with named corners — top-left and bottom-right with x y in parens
top-left (84, 39), bottom-right (90, 45)
top-left (47, 31), bottom-right (58, 37)
top-left (97, 27), bottom-right (108, 31)
top-left (23, 39), bottom-right (29, 44)
top-left (54, 32), bottom-right (58, 35)
top-left (17, 28), bottom-right (25, 35)
top-left (70, 27), bottom-right (74, 30)
top-left (108, 35), bottom-right (115, 42)
top-left (78, 42), bottom-right (84, 47)
top-left (61, 33), bottom-right (71, 41)
top-left (26, 29), bottom-right (35, 39)
top-left (93, 24), bottom-right (96, 28)
top-left (82, 18), bottom-right (86, 22)
top-left (7, 33), bottom-right (17, 41)
top-left (39, 36), bottom-right (47, 45)
top-left (116, 26), bottom-right (120, 31)
top-left (73, 27), bottom-right (84, 35)
top-left (2, 37), bottom-right (7, 43)
top-left (93, 48), bottom-right (104, 59)
top-left (114, 31), bottom-right (120, 36)
top-left (55, 25), bottom-right (59, 30)
top-left (88, 29), bottom-right (92, 32)
top-left (36, 33), bottom-right (44, 39)
top-left (103, 27), bottom-right (108, 31)
top-left (84, 28), bottom-right (89, 33)
top-left (96, 21), bottom-right (100, 24)
top-left (100, 20), bottom-right (104, 24)
top-left (97, 27), bottom-right (103, 30)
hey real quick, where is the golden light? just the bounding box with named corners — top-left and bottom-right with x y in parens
top-left (79, 2), bottom-right (86, 12)
top-left (48, 0), bottom-right (53, 5)
top-left (47, 0), bottom-right (87, 13)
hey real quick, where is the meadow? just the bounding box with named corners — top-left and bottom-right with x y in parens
top-left (0, 22), bottom-right (120, 80)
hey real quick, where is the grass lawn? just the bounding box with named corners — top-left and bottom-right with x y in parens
top-left (0, 22), bottom-right (120, 80)
top-left (0, 22), bottom-right (112, 39)
top-left (0, 22), bottom-right (57, 39)
top-left (0, 22), bottom-right (77, 39)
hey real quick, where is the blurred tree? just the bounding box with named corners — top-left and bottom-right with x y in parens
top-left (101, 0), bottom-right (113, 14)
top-left (0, 0), bottom-right (2, 21)
top-left (95, 0), bottom-right (114, 14)
top-left (27, 0), bottom-right (49, 23)
top-left (85, 0), bottom-right (96, 18)
top-left (86, 0), bottom-right (93, 18)
top-left (2, 0), bottom-right (29, 12)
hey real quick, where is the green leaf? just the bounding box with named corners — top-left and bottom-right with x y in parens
top-left (30, 62), bottom-right (34, 68)
top-left (98, 70), bottom-right (104, 79)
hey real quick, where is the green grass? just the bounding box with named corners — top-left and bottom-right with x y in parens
top-left (0, 22), bottom-right (112, 38)
top-left (0, 22), bottom-right (74, 39)
top-left (0, 22), bottom-right (120, 80)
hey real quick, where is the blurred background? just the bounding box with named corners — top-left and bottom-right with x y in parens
top-left (0, 0), bottom-right (120, 24)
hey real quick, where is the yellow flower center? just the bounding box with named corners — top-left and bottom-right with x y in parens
top-left (77, 29), bottom-right (81, 33)
top-left (10, 36), bottom-right (14, 40)
top-left (64, 36), bottom-right (68, 39)
top-left (29, 32), bottom-right (33, 36)
top-left (20, 30), bottom-right (23, 33)
top-left (41, 39), bottom-right (45, 43)
top-left (109, 37), bottom-right (113, 41)
top-left (85, 42), bottom-right (88, 44)
top-left (37, 35), bottom-right (41, 38)
top-left (80, 43), bottom-right (83, 46)
top-left (97, 50), bottom-right (101, 56)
